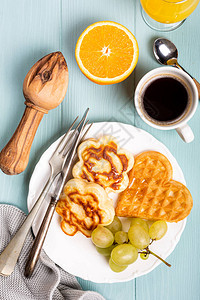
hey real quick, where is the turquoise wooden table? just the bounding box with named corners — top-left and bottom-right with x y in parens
top-left (0, 0), bottom-right (200, 299)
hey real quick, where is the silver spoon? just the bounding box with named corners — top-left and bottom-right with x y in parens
top-left (153, 38), bottom-right (200, 98)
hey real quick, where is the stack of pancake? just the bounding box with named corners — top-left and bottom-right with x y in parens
top-left (56, 135), bottom-right (134, 237)
top-left (56, 136), bottom-right (193, 238)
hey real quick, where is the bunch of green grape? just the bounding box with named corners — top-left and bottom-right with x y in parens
top-left (91, 216), bottom-right (168, 272)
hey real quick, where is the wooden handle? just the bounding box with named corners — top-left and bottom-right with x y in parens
top-left (192, 78), bottom-right (200, 99)
top-left (0, 52), bottom-right (68, 175)
top-left (0, 106), bottom-right (44, 175)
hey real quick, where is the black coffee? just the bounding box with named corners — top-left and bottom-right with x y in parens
top-left (142, 76), bottom-right (189, 123)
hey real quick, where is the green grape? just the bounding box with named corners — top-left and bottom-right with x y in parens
top-left (140, 252), bottom-right (149, 260)
top-left (105, 216), bottom-right (122, 234)
top-left (149, 220), bottom-right (168, 240)
top-left (111, 244), bottom-right (138, 266)
top-left (96, 244), bottom-right (116, 257)
top-left (114, 231), bottom-right (128, 244)
top-left (109, 258), bottom-right (128, 273)
top-left (128, 224), bottom-right (150, 249)
top-left (91, 225), bottom-right (114, 248)
top-left (130, 218), bottom-right (149, 232)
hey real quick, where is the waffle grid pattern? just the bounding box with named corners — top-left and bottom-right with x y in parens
top-left (116, 152), bottom-right (193, 222)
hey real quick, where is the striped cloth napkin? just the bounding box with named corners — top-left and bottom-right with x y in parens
top-left (0, 204), bottom-right (105, 300)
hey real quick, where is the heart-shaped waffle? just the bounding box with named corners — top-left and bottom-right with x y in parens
top-left (116, 151), bottom-right (193, 222)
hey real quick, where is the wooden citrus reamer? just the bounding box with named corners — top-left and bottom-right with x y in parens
top-left (0, 52), bottom-right (68, 175)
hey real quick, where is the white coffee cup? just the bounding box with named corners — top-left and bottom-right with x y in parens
top-left (134, 67), bottom-right (198, 143)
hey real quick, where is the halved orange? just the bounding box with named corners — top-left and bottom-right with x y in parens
top-left (75, 21), bottom-right (139, 85)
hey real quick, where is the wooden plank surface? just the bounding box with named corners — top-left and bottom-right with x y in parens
top-left (0, 0), bottom-right (200, 299)
top-left (134, 2), bottom-right (200, 299)
top-left (61, 1), bottom-right (136, 298)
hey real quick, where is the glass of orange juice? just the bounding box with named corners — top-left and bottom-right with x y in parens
top-left (140, 0), bottom-right (200, 31)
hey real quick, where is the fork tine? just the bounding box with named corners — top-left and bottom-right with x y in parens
top-left (56, 117), bottom-right (81, 154)
top-left (58, 108), bottom-right (89, 155)
top-left (60, 108), bottom-right (89, 157)
top-left (58, 119), bottom-right (83, 154)
top-left (81, 122), bottom-right (93, 141)
top-left (72, 108), bottom-right (89, 146)
top-left (68, 108), bottom-right (89, 154)
top-left (63, 122), bottom-right (93, 168)
top-left (62, 121), bottom-right (92, 162)
top-left (61, 109), bottom-right (89, 174)
top-left (51, 116), bottom-right (79, 158)
top-left (61, 120), bottom-right (90, 157)
top-left (79, 108), bottom-right (89, 131)
top-left (83, 120), bottom-right (89, 129)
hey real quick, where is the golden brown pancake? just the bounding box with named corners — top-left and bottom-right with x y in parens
top-left (56, 178), bottom-right (115, 237)
top-left (72, 136), bottom-right (134, 193)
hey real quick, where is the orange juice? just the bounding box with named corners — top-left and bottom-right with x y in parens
top-left (140, 0), bottom-right (199, 24)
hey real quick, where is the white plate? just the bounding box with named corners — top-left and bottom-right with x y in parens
top-left (27, 122), bottom-right (186, 283)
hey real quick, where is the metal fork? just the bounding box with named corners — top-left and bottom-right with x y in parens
top-left (0, 109), bottom-right (89, 277)
top-left (24, 113), bottom-right (92, 277)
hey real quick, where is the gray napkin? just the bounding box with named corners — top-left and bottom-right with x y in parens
top-left (0, 204), bottom-right (105, 300)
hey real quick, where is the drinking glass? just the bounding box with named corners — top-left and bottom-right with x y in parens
top-left (140, 0), bottom-right (200, 31)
